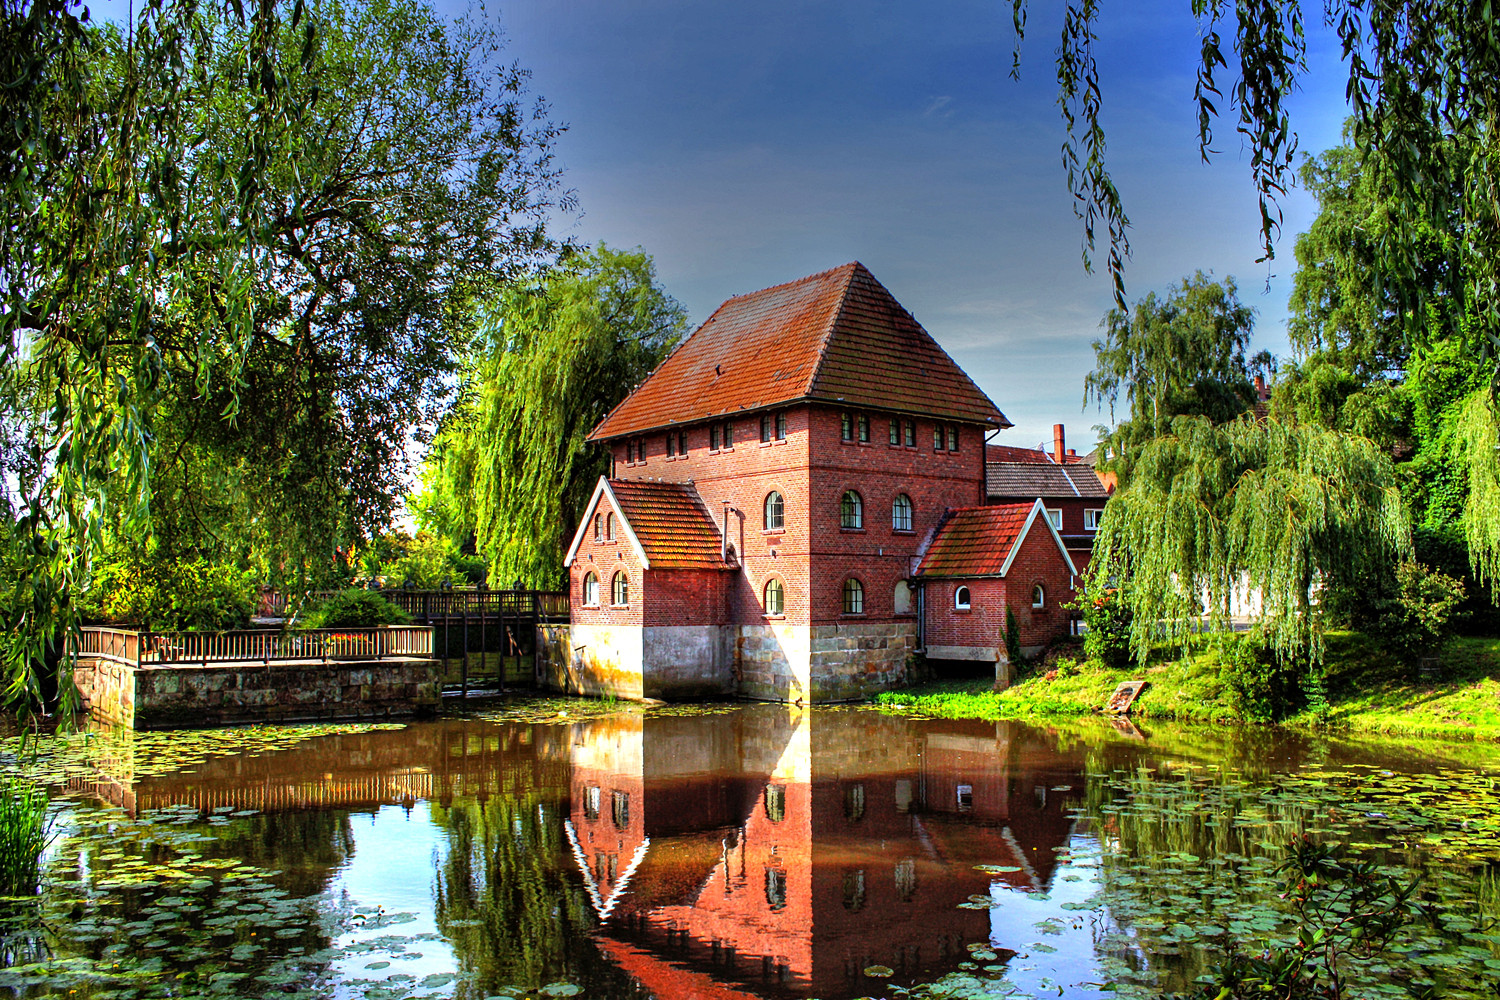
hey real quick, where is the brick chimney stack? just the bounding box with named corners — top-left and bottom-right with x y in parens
top-left (1053, 423), bottom-right (1065, 464)
top-left (1254, 374), bottom-right (1268, 400)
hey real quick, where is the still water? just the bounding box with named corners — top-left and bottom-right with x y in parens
top-left (5, 703), bottom-right (1500, 1000)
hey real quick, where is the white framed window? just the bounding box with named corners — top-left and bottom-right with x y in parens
top-left (842, 578), bottom-right (864, 614)
top-left (892, 493), bottom-right (913, 531)
top-left (1046, 508), bottom-right (1063, 531)
top-left (1031, 584), bottom-right (1045, 608)
top-left (764, 491), bottom-right (784, 531)
top-left (583, 572), bottom-right (599, 606)
top-left (840, 490), bottom-right (863, 529)
top-left (611, 571), bottom-right (628, 606)
top-left (764, 578), bottom-right (785, 616)
top-left (1085, 508), bottom-right (1104, 531)
top-left (955, 585), bottom-right (971, 610)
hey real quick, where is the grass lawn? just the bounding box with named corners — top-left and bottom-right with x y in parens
top-left (875, 632), bottom-right (1500, 741)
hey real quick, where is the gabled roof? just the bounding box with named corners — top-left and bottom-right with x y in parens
top-left (588, 262), bottom-right (1010, 441)
top-left (563, 478), bottom-right (730, 571)
top-left (986, 443), bottom-right (1056, 464)
top-left (916, 499), bottom-right (1078, 579)
top-left (986, 461), bottom-right (1112, 500)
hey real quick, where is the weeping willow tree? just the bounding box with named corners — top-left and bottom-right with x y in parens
top-left (1090, 415), bottom-right (1410, 665)
top-left (1457, 392), bottom-right (1500, 591)
top-left (462, 246), bottom-right (685, 589)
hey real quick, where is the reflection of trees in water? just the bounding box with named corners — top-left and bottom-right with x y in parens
top-left (430, 794), bottom-right (650, 1000)
top-left (207, 811), bottom-right (357, 898)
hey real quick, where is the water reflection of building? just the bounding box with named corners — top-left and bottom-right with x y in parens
top-left (564, 707), bottom-right (1086, 1000)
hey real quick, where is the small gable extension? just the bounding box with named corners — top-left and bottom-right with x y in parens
top-left (564, 477), bottom-right (731, 571)
top-left (916, 499), bottom-right (1078, 579)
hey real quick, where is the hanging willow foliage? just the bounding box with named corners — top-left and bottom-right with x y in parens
top-left (1456, 390), bottom-right (1500, 590)
top-left (470, 246), bottom-right (685, 589)
top-left (1090, 415), bottom-right (1410, 665)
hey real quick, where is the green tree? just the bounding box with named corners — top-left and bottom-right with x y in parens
top-left (1085, 272), bottom-right (1266, 482)
top-left (458, 245), bottom-right (685, 589)
top-left (1089, 415), bottom-right (1409, 666)
top-left (0, 0), bottom-right (564, 709)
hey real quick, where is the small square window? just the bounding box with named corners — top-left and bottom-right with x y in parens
top-left (1085, 508), bottom-right (1103, 531)
top-left (1046, 508), bottom-right (1063, 531)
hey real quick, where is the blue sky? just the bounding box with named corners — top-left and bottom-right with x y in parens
top-left (92, 0), bottom-right (1358, 452)
top-left (485, 1), bottom-right (1354, 451)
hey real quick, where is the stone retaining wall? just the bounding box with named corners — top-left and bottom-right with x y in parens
top-left (74, 656), bottom-right (442, 730)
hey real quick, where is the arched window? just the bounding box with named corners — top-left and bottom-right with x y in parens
top-left (893, 580), bottom-right (913, 615)
top-left (605, 512), bottom-right (615, 541)
top-left (892, 493), bottom-right (913, 531)
top-left (842, 577), bottom-right (864, 615)
top-left (1031, 583), bottom-right (1045, 608)
top-left (593, 514), bottom-right (602, 541)
top-left (763, 491), bottom-right (784, 531)
top-left (764, 578), bottom-right (785, 616)
top-left (612, 571), bottom-right (628, 606)
top-left (955, 585), bottom-right (971, 610)
top-left (583, 572), bottom-right (599, 606)
top-left (839, 491), bottom-right (863, 529)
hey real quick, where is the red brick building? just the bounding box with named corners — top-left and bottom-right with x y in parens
top-left (553, 263), bottom-right (1079, 702)
top-left (985, 426), bottom-right (1113, 576)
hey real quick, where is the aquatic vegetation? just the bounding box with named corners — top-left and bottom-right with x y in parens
top-left (0, 775), bottom-right (47, 895)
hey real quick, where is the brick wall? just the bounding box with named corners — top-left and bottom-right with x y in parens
top-left (643, 569), bottom-right (729, 627)
top-left (570, 516), bottom-right (646, 628)
top-left (922, 525), bottom-right (1078, 654)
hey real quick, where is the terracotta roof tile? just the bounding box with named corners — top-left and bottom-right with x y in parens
top-left (589, 263), bottom-right (1008, 441)
top-left (916, 504), bottom-right (1034, 578)
top-left (986, 443), bottom-right (1054, 464)
top-left (608, 480), bottom-right (729, 570)
top-left (986, 462), bottom-right (1111, 500)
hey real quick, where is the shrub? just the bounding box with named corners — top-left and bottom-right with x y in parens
top-left (81, 558), bottom-right (255, 631)
top-left (1003, 606), bottom-right (1022, 665)
top-left (1371, 561), bottom-right (1467, 660)
top-left (1074, 586), bottom-right (1134, 669)
top-left (303, 589), bottom-right (413, 629)
top-left (0, 776), bottom-right (48, 895)
top-left (1218, 633), bottom-right (1301, 722)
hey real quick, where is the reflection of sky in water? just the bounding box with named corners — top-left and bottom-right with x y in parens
top-left (326, 805), bottom-right (457, 996)
top-left (988, 834), bottom-right (1121, 1000)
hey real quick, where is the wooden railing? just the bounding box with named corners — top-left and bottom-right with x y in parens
top-left (261, 588), bottom-right (569, 623)
top-left (74, 626), bottom-right (434, 667)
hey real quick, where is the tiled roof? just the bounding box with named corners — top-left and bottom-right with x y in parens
top-left (916, 504), bottom-right (1033, 578)
top-left (986, 443), bottom-right (1054, 464)
top-left (607, 480), bottom-right (729, 570)
top-left (589, 262), bottom-right (1009, 441)
top-left (986, 462), bottom-right (1111, 500)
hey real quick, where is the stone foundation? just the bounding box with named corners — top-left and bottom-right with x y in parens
top-left (540, 621), bottom-right (917, 704)
top-left (74, 656), bottom-right (442, 730)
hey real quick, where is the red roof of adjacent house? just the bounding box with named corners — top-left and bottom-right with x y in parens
top-left (606, 480), bottom-right (729, 570)
top-left (985, 443), bottom-right (1054, 464)
top-left (916, 504), bottom-right (1036, 578)
top-left (588, 263), bottom-right (1010, 441)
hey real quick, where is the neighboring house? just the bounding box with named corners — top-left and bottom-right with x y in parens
top-left (985, 423), bottom-right (1113, 576)
top-left (554, 262), bottom-right (1078, 703)
top-left (914, 500), bottom-right (1079, 685)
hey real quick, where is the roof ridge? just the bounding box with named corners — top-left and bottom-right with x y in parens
top-left (796, 262), bottom-right (863, 399)
top-left (720, 261), bottom-right (861, 304)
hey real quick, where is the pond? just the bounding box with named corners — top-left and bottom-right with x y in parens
top-left (3, 703), bottom-right (1500, 1000)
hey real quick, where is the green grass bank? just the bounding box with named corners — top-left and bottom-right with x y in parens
top-left (876, 632), bottom-right (1500, 740)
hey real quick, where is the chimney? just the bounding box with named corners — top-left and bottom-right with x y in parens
top-left (1254, 374), bottom-right (1267, 401)
top-left (1053, 424), bottom-right (1065, 464)
top-left (1066, 448), bottom-right (1077, 459)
